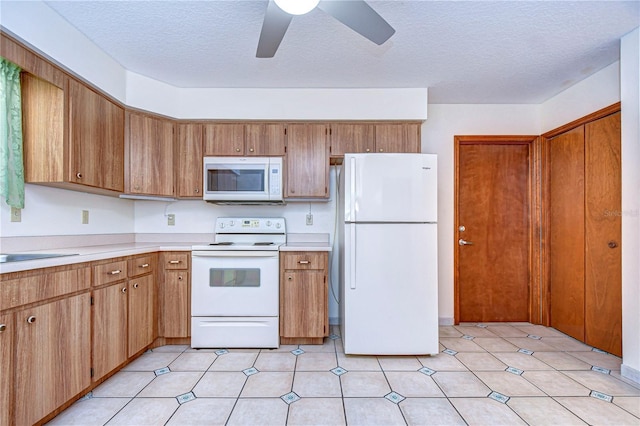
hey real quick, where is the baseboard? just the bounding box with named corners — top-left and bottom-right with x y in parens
top-left (621, 364), bottom-right (640, 385)
top-left (439, 317), bottom-right (454, 326)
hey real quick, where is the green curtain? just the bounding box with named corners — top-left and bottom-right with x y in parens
top-left (0, 57), bottom-right (25, 209)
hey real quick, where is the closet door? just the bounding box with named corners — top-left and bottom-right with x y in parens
top-left (548, 126), bottom-right (585, 341)
top-left (584, 112), bottom-right (622, 356)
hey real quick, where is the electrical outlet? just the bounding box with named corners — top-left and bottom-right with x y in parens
top-left (10, 207), bottom-right (21, 222)
top-left (167, 214), bottom-right (175, 226)
top-left (306, 213), bottom-right (313, 226)
top-left (82, 210), bottom-right (89, 224)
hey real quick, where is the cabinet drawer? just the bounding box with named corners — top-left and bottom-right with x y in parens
top-left (0, 267), bottom-right (91, 310)
top-left (282, 252), bottom-right (327, 270)
top-left (128, 255), bottom-right (154, 277)
top-left (93, 261), bottom-right (128, 286)
top-left (163, 253), bottom-right (189, 270)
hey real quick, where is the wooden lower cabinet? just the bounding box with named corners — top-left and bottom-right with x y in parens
top-left (92, 282), bottom-right (128, 381)
top-left (128, 274), bottom-right (155, 357)
top-left (280, 252), bottom-right (329, 344)
top-left (159, 252), bottom-right (191, 338)
top-left (0, 313), bottom-right (13, 426)
top-left (14, 294), bottom-right (91, 425)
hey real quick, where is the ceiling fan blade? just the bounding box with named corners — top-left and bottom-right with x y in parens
top-left (256, 0), bottom-right (293, 58)
top-left (318, 0), bottom-right (395, 45)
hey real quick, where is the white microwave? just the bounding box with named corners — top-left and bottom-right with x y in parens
top-left (203, 157), bottom-right (283, 204)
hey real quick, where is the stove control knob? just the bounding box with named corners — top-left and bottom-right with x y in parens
top-left (266, 221), bottom-right (272, 227)
top-left (276, 222), bottom-right (281, 229)
top-left (219, 223), bottom-right (225, 229)
top-left (229, 220), bottom-right (235, 226)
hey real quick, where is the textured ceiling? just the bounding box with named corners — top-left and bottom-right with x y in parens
top-left (42, 0), bottom-right (639, 103)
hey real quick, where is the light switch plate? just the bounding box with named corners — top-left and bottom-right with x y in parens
top-left (306, 213), bottom-right (313, 226)
top-left (167, 214), bottom-right (176, 226)
top-left (82, 210), bottom-right (89, 224)
top-left (10, 207), bottom-right (21, 222)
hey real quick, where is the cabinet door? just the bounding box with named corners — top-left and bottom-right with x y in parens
top-left (128, 113), bottom-right (175, 196)
top-left (93, 282), bottom-right (128, 380)
top-left (281, 270), bottom-right (327, 338)
top-left (163, 270), bottom-right (190, 338)
top-left (203, 123), bottom-right (245, 155)
top-left (375, 123), bottom-right (421, 153)
top-left (245, 123), bottom-right (286, 156)
top-left (15, 294), bottom-right (91, 425)
top-left (285, 123), bottom-right (329, 198)
top-left (330, 123), bottom-right (374, 156)
top-left (177, 123), bottom-right (203, 198)
top-left (128, 274), bottom-right (155, 357)
top-left (0, 313), bottom-right (13, 426)
top-left (68, 79), bottom-right (124, 191)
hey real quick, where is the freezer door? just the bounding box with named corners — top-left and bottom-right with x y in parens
top-left (342, 223), bottom-right (439, 355)
top-left (344, 153), bottom-right (437, 223)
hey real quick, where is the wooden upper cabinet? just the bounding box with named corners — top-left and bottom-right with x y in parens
top-left (127, 112), bottom-right (175, 196)
top-left (203, 123), bottom-right (245, 155)
top-left (245, 123), bottom-right (286, 156)
top-left (22, 75), bottom-right (125, 194)
top-left (68, 78), bottom-right (125, 191)
top-left (374, 123), bottom-right (421, 153)
top-left (330, 123), bottom-right (375, 156)
top-left (285, 123), bottom-right (330, 198)
top-left (176, 123), bottom-right (203, 198)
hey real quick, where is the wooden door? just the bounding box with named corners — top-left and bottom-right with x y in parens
top-left (455, 137), bottom-right (534, 323)
top-left (203, 123), bottom-right (244, 155)
top-left (92, 282), bottom-right (128, 380)
top-left (162, 270), bottom-right (190, 338)
top-left (548, 126), bottom-right (586, 341)
top-left (281, 270), bottom-right (326, 338)
top-left (128, 113), bottom-right (175, 196)
top-left (128, 274), bottom-right (155, 357)
top-left (0, 313), bottom-right (13, 426)
top-left (176, 123), bottom-right (203, 198)
top-left (375, 123), bottom-right (421, 153)
top-left (245, 123), bottom-right (286, 156)
top-left (15, 295), bottom-right (91, 425)
top-left (285, 123), bottom-right (330, 198)
top-left (584, 112), bottom-right (622, 356)
top-left (330, 123), bottom-right (375, 156)
top-left (68, 78), bottom-right (124, 191)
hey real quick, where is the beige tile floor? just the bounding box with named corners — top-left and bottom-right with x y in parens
top-left (48, 323), bottom-right (640, 425)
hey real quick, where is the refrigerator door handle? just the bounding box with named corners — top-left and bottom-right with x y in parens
top-left (350, 156), bottom-right (356, 221)
top-left (349, 225), bottom-right (356, 289)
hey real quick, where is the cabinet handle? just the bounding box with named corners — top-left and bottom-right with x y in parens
top-left (365, 148), bottom-right (371, 152)
top-left (178, 275), bottom-right (184, 281)
top-left (139, 263), bottom-right (149, 268)
top-left (26, 316), bottom-right (36, 324)
top-left (122, 287), bottom-right (127, 293)
top-left (298, 260), bottom-right (310, 264)
top-left (379, 148), bottom-right (384, 152)
top-left (608, 240), bottom-right (618, 249)
top-left (76, 172), bottom-right (82, 179)
top-left (169, 260), bottom-right (181, 264)
top-left (0, 324), bottom-right (6, 332)
top-left (235, 148), bottom-right (241, 152)
top-left (133, 283), bottom-right (139, 289)
top-left (249, 148), bottom-right (254, 152)
top-left (287, 276), bottom-right (293, 281)
top-left (109, 269), bottom-right (122, 275)
top-left (195, 188), bottom-right (199, 193)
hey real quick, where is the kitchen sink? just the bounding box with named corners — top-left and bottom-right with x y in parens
top-left (0, 253), bottom-right (79, 263)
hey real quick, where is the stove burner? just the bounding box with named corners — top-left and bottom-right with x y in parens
top-left (210, 242), bottom-right (233, 246)
top-left (254, 242), bottom-right (275, 246)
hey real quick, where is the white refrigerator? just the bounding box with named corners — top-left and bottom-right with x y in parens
top-left (339, 153), bottom-right (438, 355)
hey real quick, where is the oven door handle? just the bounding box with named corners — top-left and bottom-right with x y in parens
top-left (192, 251), bottom-right (279, 258)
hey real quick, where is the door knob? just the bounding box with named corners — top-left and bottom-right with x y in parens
top-left (458, 239), bottom-right (474, 246)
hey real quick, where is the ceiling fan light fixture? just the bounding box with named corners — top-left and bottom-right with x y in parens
top-left (274, 0), bottom-right (320, 15)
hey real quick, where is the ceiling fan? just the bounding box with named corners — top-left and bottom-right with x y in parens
top-left (256, 0), bottom-right (395, 58)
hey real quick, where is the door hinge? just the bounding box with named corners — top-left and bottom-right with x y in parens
top-left (90, 296), bottom-right (94, 306)
top-left (90, 368), bottom-right (94, 378)
top-left (284, 128), bottom-right (287, 135)
top-left (324, 275), bottom-right (326, 283)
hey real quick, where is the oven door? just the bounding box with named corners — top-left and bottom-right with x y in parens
top-left (191, 251), bottom-right (279, 317)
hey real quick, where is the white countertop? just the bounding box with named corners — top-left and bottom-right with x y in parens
top-left (279, 242), bottom-right (332, 252)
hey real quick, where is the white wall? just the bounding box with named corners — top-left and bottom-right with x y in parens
top-left (421, 105), bottom-right (541, 324)
top-left (0, 184), bottom-right (135, 237)
top-left (620, 27), bottom-right (640, 383)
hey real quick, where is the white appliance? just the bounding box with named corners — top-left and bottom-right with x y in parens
top-left (191, 217), bottom-right (285, 348)
top-left (203, 157), bottom-right (283, 204)
top-left (339, 153), bottom-right (438, 355)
